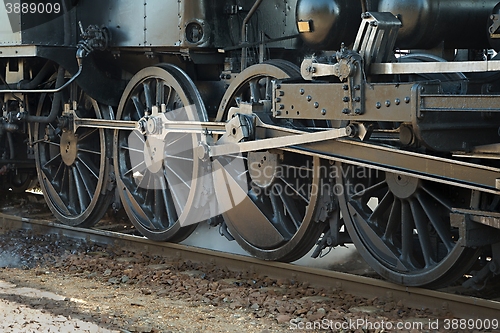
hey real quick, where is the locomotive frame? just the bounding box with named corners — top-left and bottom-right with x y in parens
top-left (1, 0), bottom-right (500, 289)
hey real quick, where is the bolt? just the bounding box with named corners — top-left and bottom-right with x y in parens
top-left (275, 110), bottom-right (281, 116)
top-left (276, 84), bottom-right (281, 89)
top-left (279, 90), bottom-right (285, 96)
top-left (395, 98), bottom-right (401, 105)
top-left (343, 97), bottom-right (350, 103)
top-left (370, 21), bottom-right (378, 27)
top-left (342, 108), bottom-right (350, 114)
top-left (354, 85), bottom-right (361, 90)
top-left (279, 104), bottom-right (285, 110)
top-left (343, 84), bottom-right (349, 91)
top-left (314, 102), bottom-right (319, 108)
top-left (321, 109), bottom-right (327, 115)
top-left (376, 102), bottom-right (382, 109)
top-left (354, 108), bottom-right (362, 115)
top-left (275, 97), bottom-right (281, 103)
top-left (354, 97), bottom-right (361, 102)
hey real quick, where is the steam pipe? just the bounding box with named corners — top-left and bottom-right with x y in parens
top-left (241, 0), bottom-right (264, 70)
top-left (24, 66), bottom-right (65, 124)
top-left (0, 65), bottom-right (81, 94)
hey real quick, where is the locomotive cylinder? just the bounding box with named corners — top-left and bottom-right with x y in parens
top-left (378, 0), bottom-right (499, 49)
top-left (297, 0), bottom-right (498, 50)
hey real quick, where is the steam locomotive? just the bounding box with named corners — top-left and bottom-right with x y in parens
top-left (1, 0), bottom-right (500, 288)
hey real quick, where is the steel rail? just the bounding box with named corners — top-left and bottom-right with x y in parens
top-left (1, 213), bottom-right (499, 320)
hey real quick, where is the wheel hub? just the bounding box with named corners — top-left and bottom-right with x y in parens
top-left (386, 172), bottom-right (420, 199)
top-left (248, 151), bottom-right (279, 188)
top-left (60, 131), bottom-right (78, 166)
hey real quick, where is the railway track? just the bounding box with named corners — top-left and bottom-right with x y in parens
top-left (1, 211), bottom-right (499, 322)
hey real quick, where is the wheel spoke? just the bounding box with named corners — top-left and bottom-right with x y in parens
top-left (417, 192), bottom-right (455, 252)
top-left (352, 180), bottom-right (386, 199)
top-left (400, 200), bottom-right (417, 269)
top-left (165, 154), bottom-right (194, 162)
top-left (77, 147), bottom-right (101, 155)
top-left (421, 184), bottom-right (453, 210)
top-left (369, 190), bottom-right (393, 223)
top-left (165, 133), bottom-right (189, 148)
top-left (43, 153), bottom-right (62, 169)
top-left (156, 80), bottom-right (165, 105)
top-left (131, 95), bottom-right (144, 119)
top-left (77, 154), bottom-right (99, 179)
top-left (143, 81), bottom-right (153, 112)
top-left (77, 128), bottom-right (98, 142)
top-left (383, 198), bottom-right (401, 242)
top-left (72, 165), bottom-right (90, 213)
top-left (121, 145), bottom-right (144, 154)
top-left (124, 160), bottom-right (146, 177)
top-left (159, 175), bottom-right (177, 227)
top-left (409, 198), bottom-right (436, 267)
top-left (278, 183), bottom-right (302, 229)
top-left (277, 175), bottom-right (309, 203)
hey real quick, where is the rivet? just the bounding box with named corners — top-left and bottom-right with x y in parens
top-left (404, 96), bottom-right (410, 103)
top-left (395, 98), bottom-right (400, 105)
top-left (314, 102), bottom-right (319, 108)
top-left (279, 90), bottom-right (285, 96)
top-left (385, 100), bottom-right (391, 107)
top-left (307, 95), bottom-right (312, 102)
top-left (299, 88), bottom-right (305, 95)
top-left (321, 109), bottom-right (326, 115)
top-left (279, 104), bottom-right (285, 110)
top-left (376, 102), bottom-right (381, 109)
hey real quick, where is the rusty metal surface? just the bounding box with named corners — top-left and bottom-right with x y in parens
top-left (1, 213), bottom-right (499, 320)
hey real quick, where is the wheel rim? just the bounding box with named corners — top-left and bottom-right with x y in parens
top-left (34, 83), bottom-right (112, 227)
top-left (215, 61), bottom-right (325, 262)
top-left (337, 163), bottom-right (480, 287)
top-left (114, 64), bottom-right (206, 242)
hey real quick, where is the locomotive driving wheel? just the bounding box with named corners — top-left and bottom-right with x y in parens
top-left (337, 163), bottom-right (480, 287)
top-left (215, 61), bottom-right (326, 262)
top-left (114, 64), bottom-right (206, 242)
top-left (34, 79), bottom-right (113, 227)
